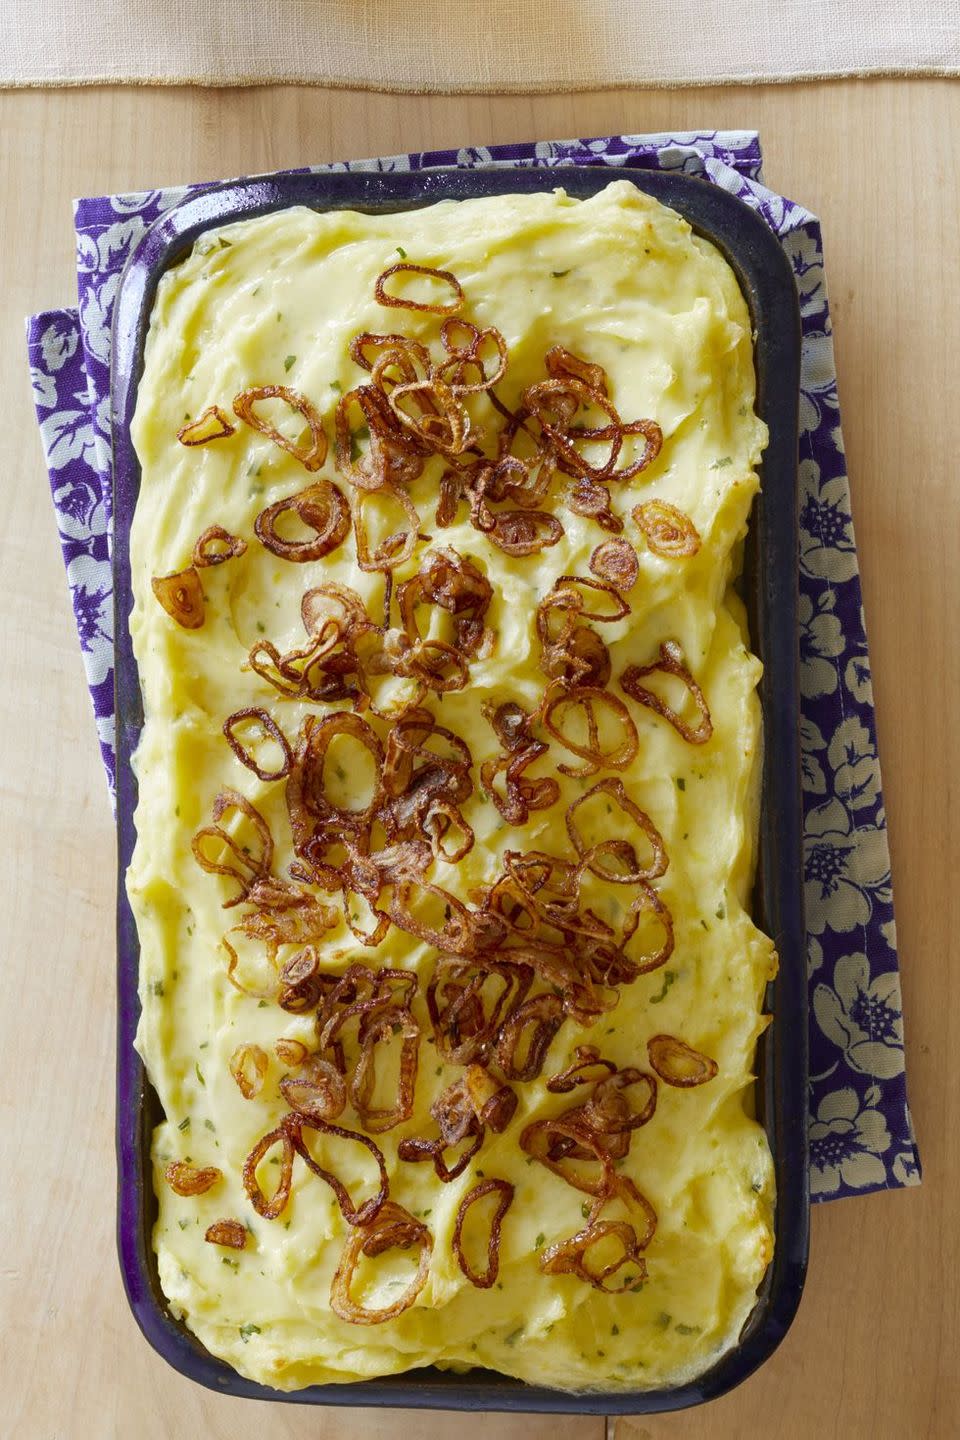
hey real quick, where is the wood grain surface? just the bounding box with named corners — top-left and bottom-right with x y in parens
top-left (1, 78), bottom-right (956, 1440)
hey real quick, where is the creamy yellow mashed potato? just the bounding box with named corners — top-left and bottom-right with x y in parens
top-left (127, 180), bottom-right (776, 1393)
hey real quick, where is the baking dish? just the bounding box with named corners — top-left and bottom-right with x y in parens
top-left (111, 164), bottom-right (807, 1415)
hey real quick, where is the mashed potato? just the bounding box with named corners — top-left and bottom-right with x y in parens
top-left (127, 180), bottom-right (775, 1393)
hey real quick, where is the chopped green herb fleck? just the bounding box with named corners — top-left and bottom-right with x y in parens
top-left (504, 1327), bottom-right (523, 1346)
top-left (581, 1201), bottom-right (591, 1219)
top-left (649, 969), bottom-right (676, 1005)
top-left (551, 270), bottom-right (570, 278)
top-left (177, 1218), bottom-right (190, 1231)
top-left (675, 1323), bottom-right (701, 1336)
top-left (178, 1117), bottom-right (191, 1132)
top-left (476, 1169), bottom-right (485, 1178)
top-left (335, 764), bottom-right (346, 781)
top-left (195, 1063), bottom-right (205, 1087)
top-left (715, 903), bottom-right (725, 919)
top-left (330, 379), bottom-right (342, 392)
top-left (218, 237), bottom-right (233, 250)
top-left (204, 1119), bottom-right (215, 1132)
top-left (396, 246), bottom-right (408, 259)
top-left (174, 805), bottom-right (180, 817)
top-left (251, 285), bottom-right (261, 296)
top-left (596, 1349), bottom-right (606, 1358)
top-left (611, 1324), bottom-right (620, 1336)
top-left (258, 999), bottom-right (269, 1008)
top-left (221, 1257), bottom-right (239, 1270)
top-left (435, 1065), bottom-right (442, 1076)
top-left (276, 312), bottom-right (282, 323)
top-left (710, 456), bottom-right (733, 469)
top-left (151, 979), bottom-right (165, 997)
top-left (350, 424), bottom-right (370, 463)
top-left (675, 776), bottom-right (686, 792)
top-left (751, 1180), bottom-right (763, 1193)
top-left (239, 1323), bottom-right (261, 1342)
top-left (656, 1311), bottom-right (672, 1329)
top-left (701, 920), bottom-right (709, 930)
top-left (284, 354), bottom-right (296, 372)
top-left (535, 1232), bottom-right (545, 1249)
top-left (256, 621), bottom-right (266, 635)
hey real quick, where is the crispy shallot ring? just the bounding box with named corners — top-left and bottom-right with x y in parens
top-left (301, 582), bottom-right (373, 642)
top-left (566, 778), bottom-right (668, 883)
top-left (647, 1033), bottom-right (719, 1087)
top-left (487, 508), bottom-right (564, 557)
top-left (151, 567), bottom-right (204, 629)
top-left (397, 1126), bottom-right (484, 1183)
top-left (193, 525), bottom-right (247, 568)
top-left (519, 1116), bottom-right (616, 1197)
top-left (329, 1200), bottom-right (433, 1325)
top-left (452, 1178), bottom-right (514, 1289)
top-left (352, 482), bottom-right (422, 572)
top-left (539, 1220), bottom-right (648, 1293)
top-left (542, 683), bottom-right (639, 774)
top-left (374, 261), bottom-right (464, 314)
top-left (494, 992), bottom-right (565, 1082)
top-left (192, 789), bottom-right (274, 907)
top-left (229, 1043), bottom-right (268, 1100)
top-left (254, 480), bottom-right (350, 562)
top-left (480, 740), bottom-right (560, 826)
top-left (277, 945), bottom-right (327, 1013)
top-left (577, 417), bottom-right (663, 481)
top-left (286, 711), bottom-right (383, 858)
top-left (221, 933), bottom-right (276, 1002)
top-left (547, 1045), bottom-right (618, 1094)
top-left (242, 1118), bottom-right (297, 1220)
top-left (232, 385), bottom-right (327, 471)
top-left (177, 405), bottom-right (236, 446)
top-left (223, 707), bottom-right (293, 782)
top-left (632, 499), bottom-right (701, 558)
top-left (589, 537), bottom-right (639, 591)
top-left (524, 375), bottom-right (623, 480)
top-left (349, 331), bottom-right (432, 376)
top-left (280, 1058), bottom-right (347, 1123)
top-left (349, 1005), bottom-right (420, 1133)
top-left (463, 1065), bottom-right (519, 1132)
top-left (164, 1161), bottom-right (222, 1196)
top-left (290, 1116), bottom-right (389, 1227)
top-left (545, 345), bottom-right (609, 396)
top-left (620, 640), bottom-right (713, 745)
top-left (580, 1068), bottom-right (658, 1134)
top-left (204, 1220), bottom-right (248, 1249)
top-left (427, 956), bottom-right (533, 1067)
top-left (275, 1037), bottom-right (309, 1066)
top-left (435, 321), bottom-right (509, 395)
top-left (390, 376), bottom-right (472, 458)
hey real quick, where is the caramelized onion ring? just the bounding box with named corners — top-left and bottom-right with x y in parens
top-left (164, 1161), bottom-right (221, 1196)
top-left (280, 1058), bottom-right (347, 1123)
top-left (151, 567), bottom-right (204, 629)
top-left (647, 1033), bottom-right (719, 1087)
top-left (291, 1117), bottom-right (389, 1226)
top-left (494, 992), bottom-right (565, 1082)
top-left (620, 640), bottom-right (713, 745)
top-left (193, 525), bottom-right (247, 568)
top-left (254, 480), bottom-right (349, 562)
top-left (542, 684), bottom-right (639, 774)
top-left (566, 778), bottom-right (667, 883)
top-left (487, 509), bottom-right (563, 557)
top-left (223, 707), bottom-right (293, 782)
top-left (452, 1179), bottom-right (514, 1289)
top-left (192, 789), bottom-right (274, 907)
top-left (539, 1220), bottom-right (648, 1293)
top-left (228, 1043), bottom-right (268, 1100)
top-left (632, 500), bottom-right (702, 558)
top-left (589, 538), bottom-right (639, 591)
top-left (242, 1120), bottom-right (296, 1220)
top-left (330, 1201), bottom-right (433, 1325)
top-left (233, 385), bottom-right (327, 471)
top-left (177, 405), bottom-right (235, 446)
top-left (547, 1045), bottom-right (618, 1094)
top-left (204, 1220), bottom-right (248, 1249)
top-left (374, 262), bottom-right (464, 315)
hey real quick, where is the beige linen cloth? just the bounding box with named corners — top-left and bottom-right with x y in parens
top-left (3, 0), bottom-right (958, 89)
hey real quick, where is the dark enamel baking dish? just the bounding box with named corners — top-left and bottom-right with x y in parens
top-left (111, 164), bottom-right (808, 1415)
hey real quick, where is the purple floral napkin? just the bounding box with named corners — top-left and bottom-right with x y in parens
top-left (25, 131), bottom-right (919, 1202)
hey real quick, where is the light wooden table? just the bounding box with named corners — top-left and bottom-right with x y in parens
top-left (1, 78), bottom-right (956, 1440)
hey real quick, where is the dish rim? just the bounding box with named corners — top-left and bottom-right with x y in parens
top-left (110, 163), bottom-right (808, 1416)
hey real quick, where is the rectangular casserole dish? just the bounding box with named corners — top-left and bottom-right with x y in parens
top-left (111, 163), bottom-right (808, 1415)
